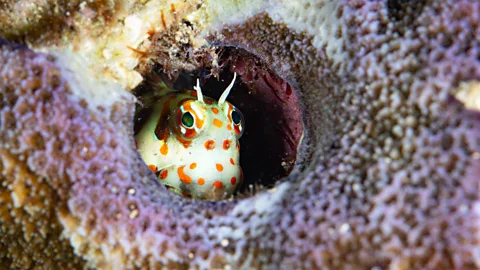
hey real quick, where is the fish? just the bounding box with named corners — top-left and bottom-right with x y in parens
top-left (134, 73), bottom-right (244, 200)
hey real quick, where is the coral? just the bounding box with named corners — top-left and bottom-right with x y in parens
top-left (1, 0), bottom-right (480, 269)
top-left (0, 40), bottom-right (86, 268)
top-left (0, 0), bottom-right (119, 42)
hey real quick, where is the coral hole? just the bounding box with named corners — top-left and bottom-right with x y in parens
top-left (133, 47), bottom-right (305, 197)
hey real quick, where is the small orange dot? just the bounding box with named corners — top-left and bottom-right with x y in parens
top-left (211, 107), bottom-right (219, 114)
top-left (204, 140), bottom-right (215, 150)
top-left (213, 118), bottom-right (223, 128)
top-left (160, 144), bottom-right (168, 155)
top-left (216, 164), bottom-right (224, 172)
top-left (177, 136), bottom-right (191, 148)
top-left (198, 178), bottom-right (205, 185)
top-left (231, 177), bottom-right (237, 185)
top-left (227, 125), bottom-right (232, 131)
top-left (223, 140), bottom-right (231, 150)
top-left (148, 164), bottom-right (157, 173)
top-left (160, 169), bottom-right (168, 179)
top-left (190, 163), bottom-right (197, 170)
top-left (213, 181), bottom-right (223, 189)
top-left (230, 158), bottom-right (235, 165)
top-left (177, 166), bottom-right (192, 184)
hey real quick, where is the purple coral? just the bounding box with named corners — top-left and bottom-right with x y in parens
top-left (1, 0), bottom-right (480, 269)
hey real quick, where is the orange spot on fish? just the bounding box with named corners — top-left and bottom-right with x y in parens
top-left (198, 178), bottom-right (205, 185)
top-left (176, 137), bottom-right (191, 148)
top-left (213, 118), bottom-right (223, 128)
top-left (227, 125), bottom-right (232, 131)
top-left (211, 107), bottom-right (219, 114)
top-left (148, 164), bottom-right (157, 173)
top-left (195, 116), bottom-right (204, 129)
top-left (234, 125), bottom-right (242, 135)
top-left (190, 163), bottom-right (197, 170)
top-left (231, 177), bottom-right (237, 185)
top-left (213, 181), bottom-right (223, 189)
top-left (230, 158), bottom-right (235, 165)
top-left (160, 144), bottom-right (168, 155)
top-left (216, 164), bottom-right (224, 172)
top-left (177, 166), bottom-right (192, 184)
top-left (223, 140), bottom-right (231, 150)
top-left (204, 140), bottom-right (215, 150)
top-left (160, 169), bottom-right (168, 180)
top-left (183, 127), bottom-right (197, 138)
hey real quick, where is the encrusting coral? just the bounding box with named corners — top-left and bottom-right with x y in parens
top-left (1, 0), bottom-right (480, 269)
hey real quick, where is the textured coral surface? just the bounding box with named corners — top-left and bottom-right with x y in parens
top-left (0, 41), bottom-right (87, 268)
top-left (1, 0), bottom-right (480, 269)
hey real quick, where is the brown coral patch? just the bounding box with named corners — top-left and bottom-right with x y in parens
top-left (0, 40), bottom-right (86, 268)
top-left (0, 0), bottom-right (118, 43)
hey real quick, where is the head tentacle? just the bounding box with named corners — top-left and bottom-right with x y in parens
top-left (193, 78), bottom-right (204, 103)
top-left (218, 72), bottom-right (237, 106)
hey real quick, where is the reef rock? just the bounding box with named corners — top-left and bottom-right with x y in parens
top-left (1, 0), bottom-right (480, 269)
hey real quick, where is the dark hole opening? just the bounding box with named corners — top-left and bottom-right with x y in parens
top-left (133, 47), bottom-right (304, 198)
top-left (387, 0), bottom-right (425, 26)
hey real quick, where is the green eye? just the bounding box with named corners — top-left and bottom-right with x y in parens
top-left (232, 110), bottom-right (242, 125)
top-left (181, 112), bottom-right (194, 128)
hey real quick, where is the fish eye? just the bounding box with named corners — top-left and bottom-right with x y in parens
top-left (229, 107), bottom-right (244, 137)
top-left (181, 111), bottom-right (194, 128)
top-left (232, 110), bottom-right (242, 125)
